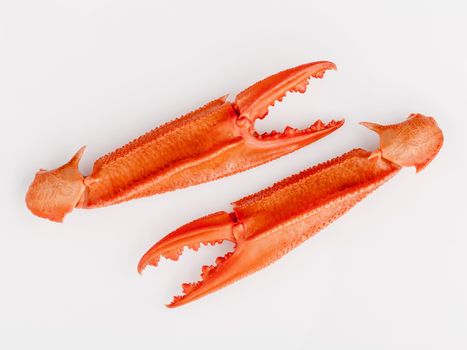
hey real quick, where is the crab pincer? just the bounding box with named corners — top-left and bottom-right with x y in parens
top-left (138, 114), bottom-right (443, 308)
top-left (26, 61), bottom-right (343, 222)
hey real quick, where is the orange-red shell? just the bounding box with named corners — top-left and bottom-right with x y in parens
top-left (26, 61), bottom-right (342, 222)
top-left (139, 114), bottom-right (443, 307)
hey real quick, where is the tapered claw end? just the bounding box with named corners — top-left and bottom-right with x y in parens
top-left (360, 114), bottom-right (443, 172)
top-left (235, 61), bottom-right (337, 124)
top-left (25, 147), bottom-right (87, 222)
top-left (137, 211), bottom-right (236, 273)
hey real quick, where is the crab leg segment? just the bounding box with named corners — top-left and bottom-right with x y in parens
top-left (26, 61), bottom-right (343, 222)
top-left (138, 114), bottom-right (443, 307)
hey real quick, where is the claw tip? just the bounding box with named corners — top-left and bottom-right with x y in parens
top-left (328, 61), bottom-right (337, 71)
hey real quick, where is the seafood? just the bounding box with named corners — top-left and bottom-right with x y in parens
top-left (26, 61), bottom-right (343, 222)
top-left (138, 114), bottom-right (443, 307)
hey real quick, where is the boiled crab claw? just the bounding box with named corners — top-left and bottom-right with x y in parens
top-left (138, 114), bottom-right (443, 308)
top-left (26, 61), bottom-right (343, 222)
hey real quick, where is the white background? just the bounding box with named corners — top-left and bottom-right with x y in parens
top-left (1, 1), bottom-right (466, 349)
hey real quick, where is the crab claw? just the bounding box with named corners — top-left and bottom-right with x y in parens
top-left (82, 61), bottom-right (343, 210)
top-left (26, 62), bottom-right (343, 221)
top-left (139, 115), bottom-right (443, 307)
top-left (232, 61), bottom-right (343, 161)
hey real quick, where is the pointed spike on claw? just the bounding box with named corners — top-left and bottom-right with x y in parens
top-left (190, 242), bottom-right (201, 251)
top-left (359, 122), bottom-right (383, 133)
top-left (182, 283), bottom-right (198, 295)
top-left (164, 247), bottom-right (183, 261)
top-left (70, 146), bottom-right (86, 165)
top-left (235, 61), bottom-right (337, 123)
top-left (360, 114), bottom-right (443, 172)
top-left (251, 119), bottom-right (344, 146)
top-left (148, 257), bottom-right (160, 268)
top-left (25, 147), bottom-right (87, 222)
top-left (313, 71), bottom-right (325, 78)
top-left (313, 120), bottom-right (325, 129)
top-left (292, 79), bottom-right (309, 93)
top-left (201, 265), bottom-right (213, 279)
